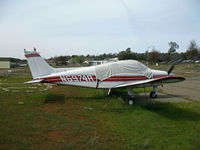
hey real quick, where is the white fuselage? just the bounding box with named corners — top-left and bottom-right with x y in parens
top-left (37, 66), bottom-right (172, 89)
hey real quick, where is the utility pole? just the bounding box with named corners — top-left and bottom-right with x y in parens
top-left (146, 50), bottom-right (149, 66)
top-left (146, 46), bottom-right (155, 66)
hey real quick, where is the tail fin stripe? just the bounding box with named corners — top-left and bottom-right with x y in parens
top-left (25, 54), bottom-right (40, 58)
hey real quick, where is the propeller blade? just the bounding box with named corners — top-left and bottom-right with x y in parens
top-left (168, 64), bottom-right (175, 75)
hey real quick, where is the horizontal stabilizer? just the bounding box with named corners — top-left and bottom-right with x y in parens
top-left (24, 79), bottom-right (43, 84)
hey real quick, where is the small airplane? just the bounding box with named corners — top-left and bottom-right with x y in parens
top-left (24, 48), bottom-right (185, 105)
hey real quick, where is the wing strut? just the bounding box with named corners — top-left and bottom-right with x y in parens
top-left (96, 79), bottom-right (101, 89)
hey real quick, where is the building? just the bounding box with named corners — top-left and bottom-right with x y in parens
top-left (86, 57), bottom-right (119, 66)
top-left (0, 57), bottom-right (21, 69)
top-left (45, 59), bottom-right (56, 67)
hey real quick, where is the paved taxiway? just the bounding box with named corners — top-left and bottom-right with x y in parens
top-left (134, 77), bottom-right (200, 104)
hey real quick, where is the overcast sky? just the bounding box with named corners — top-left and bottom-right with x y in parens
top-left (0, 0), bottom-right (200, 59)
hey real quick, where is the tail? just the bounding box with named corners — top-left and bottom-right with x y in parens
top-left (24, 49), bottom-right (54, 79)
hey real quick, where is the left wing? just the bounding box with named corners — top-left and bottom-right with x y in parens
top-left (24, 79), bottom-right (44, 84)
top-left (113, 75), bottom-right (185, 88)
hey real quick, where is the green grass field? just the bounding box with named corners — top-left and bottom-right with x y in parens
top-left (0, 64), bottom-right (200, 150)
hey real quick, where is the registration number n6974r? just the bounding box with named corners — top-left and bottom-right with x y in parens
top-left (60, 75), bottom-right (95, 82)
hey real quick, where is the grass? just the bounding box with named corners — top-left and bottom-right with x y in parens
top-left (0, 69), bottom-right (200, 149)
top-left (98, 101), bottom-right (200, 150)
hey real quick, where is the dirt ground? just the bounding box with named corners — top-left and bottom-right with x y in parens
top-left (135, 77), bottom-right (200, 103)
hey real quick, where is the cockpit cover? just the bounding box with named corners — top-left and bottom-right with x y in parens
top-left (94, 60), bottom-right (152, 81)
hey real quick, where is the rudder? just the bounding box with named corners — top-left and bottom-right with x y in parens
top-left (24, 49), bottom-right (54, 79)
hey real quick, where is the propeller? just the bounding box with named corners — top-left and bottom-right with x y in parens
top-left (168, 64), bottom-right (175, 75)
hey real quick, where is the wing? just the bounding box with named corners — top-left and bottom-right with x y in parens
top-left (113, 75), bottom-right (185, 88)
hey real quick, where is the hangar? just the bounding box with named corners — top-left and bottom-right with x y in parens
top-left (0, 57), bottom-right (21, 69)
top-left (0, 57), bottom-right (21, 76)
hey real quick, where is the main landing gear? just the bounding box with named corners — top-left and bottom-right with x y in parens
top-left (108, 88), bottom-right (115, 96)
top-left (108, 88), bottom-right (135, 105)
top-left (150, 86), bottom-right (158, 99)
top-left (108, 86), bottom-right (159, 106)
top-left (125, 87), bottom-right (135, 105)
top-left (126, 97), bottom-right (135, 105)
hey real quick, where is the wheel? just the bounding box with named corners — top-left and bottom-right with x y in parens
top-left (150, 92), bottom-right (157, 98)
top-left (126, 97), bottom-right (135, 105)
top-left (128, 99), bottom-right (134, 105)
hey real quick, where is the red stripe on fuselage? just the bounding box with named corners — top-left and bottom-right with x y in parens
top-left (108, 76), bottom-right (146, 79)
top-left (103, 76), bottom-right (148, 81)
top-left (45, 79), bottom-right (61, 82)
top-left (37, 75), bottom-right (168, 83)
top-left (40, 76), bottom-right (61, 83)
top-left (25, 54), bottom-right (40, 58)
top-left (41, 76), bottom-right (60, 80)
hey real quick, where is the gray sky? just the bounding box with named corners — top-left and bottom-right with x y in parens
top-left (0, 0), bottom-right (200, 59)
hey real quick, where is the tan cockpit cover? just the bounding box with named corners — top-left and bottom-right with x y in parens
top-left (94, 60), bottom-right (152, 81)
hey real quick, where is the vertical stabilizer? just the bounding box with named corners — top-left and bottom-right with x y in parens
top-left (24, 49), bottom-right (54, 79)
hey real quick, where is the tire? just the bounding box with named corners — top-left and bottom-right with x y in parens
top-left (150, 92), bottom-right (157, 98)
top-left (127, 98), bottom-right (135, 105)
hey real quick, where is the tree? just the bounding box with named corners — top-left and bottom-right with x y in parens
top-left (55, 55), bottom-right (71, 65)
top-left (74, 55), bottom-right (86, 64)
top-left (186, 40), bottom-right (199, 59)
top-left (95, 53), bottom-right (117, 60)
top-left (118, 48), bottom-right (137, 60)
top-left (168, 41), bottom-right (179, 54)
top-left (149, 49), bottom-right (160, 63)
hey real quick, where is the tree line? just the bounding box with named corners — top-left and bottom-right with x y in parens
top-left (51, 40), bottom-right (200, 65)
